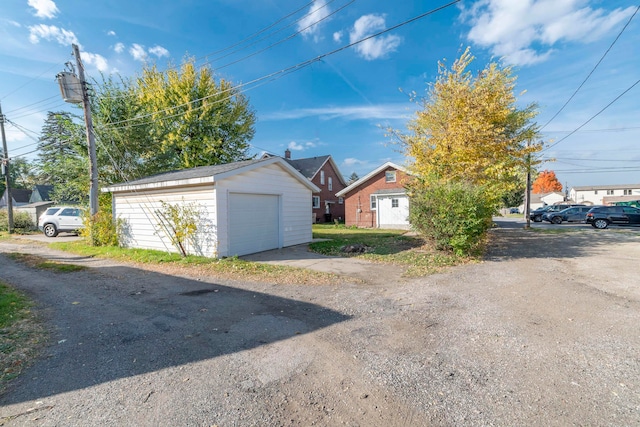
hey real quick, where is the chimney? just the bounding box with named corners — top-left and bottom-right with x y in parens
top-left (284, 149), bottom-right (291, 159)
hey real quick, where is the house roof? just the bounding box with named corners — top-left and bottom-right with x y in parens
top-left (30, 184), bottom-right (54, 202)
top-left (571, 184), bottom-right (640, 191)
top-left (7, 188), bottom-right (32, 203)
top-left (104, 157), bottom-right (320, 193)
top-left (285, 155), bottom-right (347, 186)
top-left (336, 162), bottom-right (409, 197)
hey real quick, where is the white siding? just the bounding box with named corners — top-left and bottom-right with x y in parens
top-left (113, 185), bottom-right (218, 257)
top-left (377, 195), bottom-right (410, 229)
top-left (216, 163), bottom-right (313, 257)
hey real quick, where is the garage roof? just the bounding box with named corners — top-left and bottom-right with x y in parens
top-left (104, 157), bottom-right (320, 193)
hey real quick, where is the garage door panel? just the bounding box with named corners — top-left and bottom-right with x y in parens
top-left (229, 193), bottom-right (280, 256)
top-left (378, 196), bottom-right (410, 228)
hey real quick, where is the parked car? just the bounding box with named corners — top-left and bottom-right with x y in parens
top-left (585, 205), bottom-right (640, 229)
top-left (529, 204), bottom-right (584, 222)
top-left (545, 206), bottom-right (593, 224)
top-left (509, 207), bottom-right (520, 214)
top-left (38, 206), bottom-right (85, 237)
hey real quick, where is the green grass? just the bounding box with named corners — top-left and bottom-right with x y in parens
top-left (311, 224), bottom-right (471, 276)
top-left (47, 241), bottom-right (341, 285)
top-left (0, 281), bottom-right (47, 392)
top-left (6, 253), bottom-right (87, 272)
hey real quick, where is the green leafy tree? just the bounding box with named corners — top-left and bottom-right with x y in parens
top-left (8, 158), bottom-right (38, 190)
top-left (136, 59), bottom-right (256, 170)
top-left (35, 111), bottom-right (88, 203)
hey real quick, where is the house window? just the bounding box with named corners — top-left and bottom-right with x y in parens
top-left (370, 195), bottom-right (377, 210)
top-left (312, 196), bottom-right (320, 209)
top-left (385, 171), bottom-right (396, 183)
top-left (624, 189), bottom-right (632, 195)
top-left (392, 198), bottom-right (399, 208)
top-left (328, 177), bottom-right (333, 191)
top-left (594, 190), bottom-right (598, 195)
top-left (607, 189), bottom-right (614, 195)
top-left (320, 171), bottom-right (325, 185)
top-left (338, 197), bottom-right (343, 204)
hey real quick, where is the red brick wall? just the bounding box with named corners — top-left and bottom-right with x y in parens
top-left (343, 167), bottom-right (411, 228)
top-left (311, 163), bottom-right (346, 223)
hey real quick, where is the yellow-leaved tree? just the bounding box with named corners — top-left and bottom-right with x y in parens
top-left (390, 48), bottom-right (542, 254)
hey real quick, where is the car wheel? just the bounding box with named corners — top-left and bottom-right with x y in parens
top-left (552, 216), bottom-right (562, 224)
top-left (533, 215), bottom-right (542, 222)
top-left (43, 223), bottom-right (58, 237)
top-left (592, 219), bottom-right (609, 229)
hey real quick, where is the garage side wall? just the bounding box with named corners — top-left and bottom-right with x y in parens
top-left (113, 185), bottom-right (217, 257)
top-left (216, 163), bottom-right (313, 257)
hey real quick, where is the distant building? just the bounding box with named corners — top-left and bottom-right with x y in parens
top-left (0, 188), bottom-right (32, 209)
top-left (570, 184), bottom-right (640, 205)
top-left (29, 184), bottom-right (54, 203)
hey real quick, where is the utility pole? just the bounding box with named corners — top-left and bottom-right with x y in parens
top-left (72, 43), bottom-right (99, 216)
top-left (524, 138), bottom-right (532, 229)
top-left (0, 102), bottom-right (14, 234)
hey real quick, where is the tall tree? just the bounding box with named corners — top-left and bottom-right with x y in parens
top-left (394, 47), bottom-right (541, 202)
top-left (9, 157), bottom-right (38, 189)
top-left (532, 170), bottom-right (562, 194)
top-left (35, 111), bottom-right (88, 203)
top-left (348, 172), bottom-right (359, 184)
top-left (136, 59), bottom-right (256, 170)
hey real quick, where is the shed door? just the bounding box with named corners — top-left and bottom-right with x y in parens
top-left (377, 195), bottom-right (410, 229)
top-left (228, 193), bottom-right (280, 256)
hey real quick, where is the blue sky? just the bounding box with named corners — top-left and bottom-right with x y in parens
top-left (1, 0), bottom-right (638, 189)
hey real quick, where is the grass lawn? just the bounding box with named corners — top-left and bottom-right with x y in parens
top-left (311, 224), bottom-right (472, 276)
top-left (46, 240), bottom-right (341, 285)
top-left (0, 281), bottom-right (47, 394)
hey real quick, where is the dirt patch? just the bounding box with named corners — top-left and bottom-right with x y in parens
top-left (0, 227), bottom-right (639, 426)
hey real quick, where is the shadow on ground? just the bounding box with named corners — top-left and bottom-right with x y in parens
top-left (0, 256), bottom-right (349, 405)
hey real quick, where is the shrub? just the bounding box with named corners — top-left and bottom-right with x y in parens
top-left (79, 193), bottom-right (118, 246)
top-left (409, 181), bottom-right (495, 256)
top-left (0, 210), bottom-right (35, 233)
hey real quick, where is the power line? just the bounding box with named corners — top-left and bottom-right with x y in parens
top-left (540, 4), bottom-right (639, 130)
top-left (0, 60), bottom-right (67, 100)
top-left (542, 78), bottom-right (640, 152)
top-left (97, 0), bottom-right (461, 131)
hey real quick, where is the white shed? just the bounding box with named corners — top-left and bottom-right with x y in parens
top-left (104, 157), bottom-right (320, 258)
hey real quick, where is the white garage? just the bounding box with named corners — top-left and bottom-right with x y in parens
top-left (376, 193), bottom-right (410, 229)
top-left (105, 157), bottom-right (319, 258)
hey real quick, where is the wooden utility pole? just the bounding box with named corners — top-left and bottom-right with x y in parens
top-left (524, 139), bottom-right (532, 229)
top-left (0, 102), bottom-right (13, 234)
top-left (72, 44), bottom-right (99, 216)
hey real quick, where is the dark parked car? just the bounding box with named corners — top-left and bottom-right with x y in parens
top-left (529, 204), bottom-right (584, 222)
top-left (545, 206), bottom-right (593, 224)
top-left (585, 205), bottom-right (640, 229)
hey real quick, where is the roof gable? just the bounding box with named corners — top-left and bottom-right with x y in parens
top-left (336, 162), bottom-right (409, 197)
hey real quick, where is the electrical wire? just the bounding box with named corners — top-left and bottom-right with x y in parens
top-left (96, 0), bottom-right (461, 131)
top-left (542, 78), bottom-right (640, 152)
top-left (540, 4), bottom-right (639, 130)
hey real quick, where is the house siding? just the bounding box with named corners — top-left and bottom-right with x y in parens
top-left (215, 163), bottom-right (313, 257)
top-left (342, 168), bottom-right (411, 228)
top-left (114, 185), bottom-right (218, 257)
top-left (311, 162), bottom-right (346, 223)
top-left (570, 186), bottom-right (640, 205)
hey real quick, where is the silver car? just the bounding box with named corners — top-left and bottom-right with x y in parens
top-left (38, 206), bottom-right (85, 237)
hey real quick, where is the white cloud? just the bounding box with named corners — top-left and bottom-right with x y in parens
top-left (297, 0), bottom-right (331, 41)
top-left (28, 0), bottom-right (59, 19)
top-left (129, 43), bottom-right (147, 61)
top-left (28, 24), bottom-right (78, 46)
top-left (343, 158), bottom-right (366, 167)
top-left (288, 141), bottom-right (304, 151)
top-left (114, 42), bottom-right (125, 54)
top-left (462, 0), bottom-right (637, 66)
top-left (107, 30), bottom-right (116, 36)
top-left (262, 104), bottom-right (411, 121)
top-left (81, 51), bottom-right (109, 72)
top-left (149, 45), bottom-right (169, 57)
top-left (8, 20), bottom-right (22, 28)
top-left (349, 14), bottom-right (402, 60)
top-left (333, 31), bottom-right (343, 43)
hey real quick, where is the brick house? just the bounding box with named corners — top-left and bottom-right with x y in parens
top-left (265, 150), bottom-right (347, 223)
top-left (336, 162), bottom-right (412, 229)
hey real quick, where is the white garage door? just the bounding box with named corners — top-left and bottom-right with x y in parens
top-left (377, 195), bottom-right (410, 229)
top-left (229, 193), bottom-right (280, 256)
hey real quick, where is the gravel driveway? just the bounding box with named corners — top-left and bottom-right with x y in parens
top-left (1, 223), bottom-right (639, 426)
